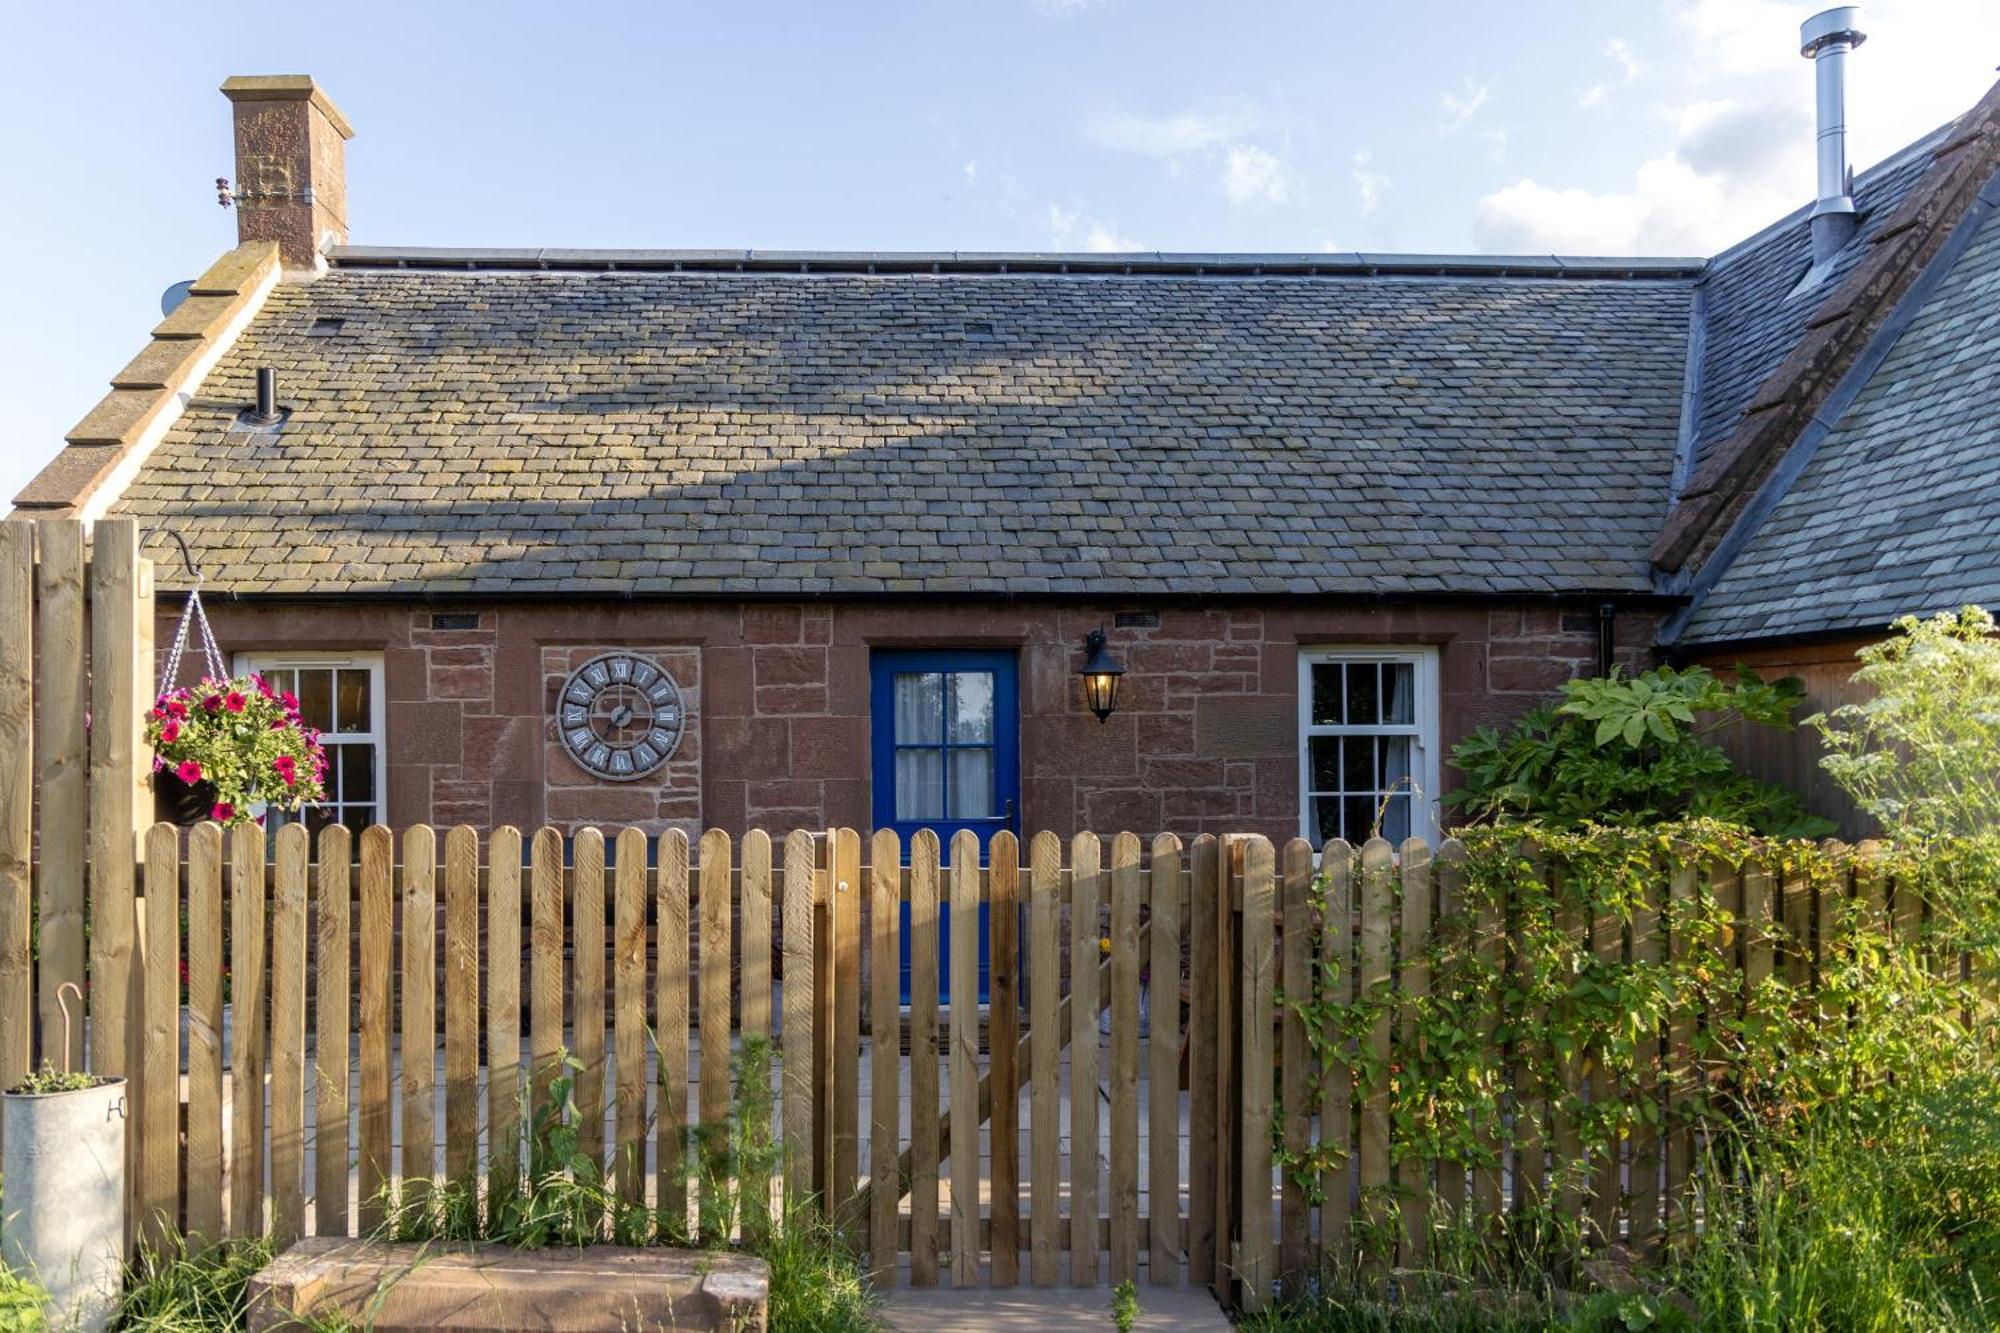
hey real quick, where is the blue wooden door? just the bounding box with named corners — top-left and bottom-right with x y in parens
top-left (869, 650), bottom-right (1019, 1004)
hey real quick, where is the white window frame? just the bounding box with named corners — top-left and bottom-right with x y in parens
top-left (1297, 647), bottom-right (1442, 845)
top-left (233, 651), bottom-right (388, 830)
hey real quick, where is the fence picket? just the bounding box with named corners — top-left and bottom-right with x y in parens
top-left (614, 828), bottom-right (650, 1213)
top-left (1397, 838), bottom-right (1433, 1268)
top-left (230, 821), bottom-right (268, 1238)
top-left (909, 829), bottom-right (942, 1287)
top-left (139, 823), bottom-right (180, 1249)
top-left (88, 519), bottom-right (146, 1090)
top-left (1629, 858), bottom-right (1663, 1252)
top-left (1665, 848), bottom-right (1698, 1244)
top-left (950, 830), bottom-right (983, 1286)
top-left (531, 828), bottom-right (565, 1125)
top-left (0, 524), bottom-right (29, 1100)
top-left (1318, 839), bottom-right (1355, 1270)
top-left (1589, 873), bottom-right (1621, 1247)
top-left (831, 827), bottom-right (863, 1236)
top-left (661, 829), bottom-right (693, 1235)
top-left (1467, 841), bottom-right (1503, 1231)
top-left (1029, 831), bottom-right (1063, 1287)
top-left (487, 826), bottom-right (523, 1207)
top-left (573, 828), bottom-right (607, 1175)
top-left (1279, 837), bottom-right (1313, 1288)
top-left (1357, 838), bottom-right (1394, 1272)
top-left (35, 519), bottom-right (85, 1076)
top-left (315, 826), bottom-right (353, 1238)
top-left (1147, 833), bottom-right (1183, 1287)
top-left (445, 826), bottom-right (481, 1191)
top-left (1108, 832), bottom-right (1143, 1287)
top-left (401, 825), bottom-right (438, 1217)
top-left (741, 830), bottom-right (774, 1240)
top-left (1552, 885), bottom-right (1585, 1230)
top-left (1436, 840), bottom-right (1470, 1221)
top-left (869, 829), bottom-right (903, 1284)
top-left (270, 824), bottom-right (309, 1247)
top-left (779, 830), bottom-right (813, 1216)
top-left (1069, 831), bottom-right (1102, 1288)
top-left (1511, 851), bottom-right (1546, 1218)
top-left (1237, 835), bottom-right (1277, 1312)
top-left (1186, 834), bottom-right (1220, 1287)
top-left (187, 822), bottom-right (227, 1245)
top-left (698, 829), bottom-right (733, 1240)
top-left (990, 830), bottom-right (1023, 1288)
top-left (357, 825), bottom-right (393, 1235)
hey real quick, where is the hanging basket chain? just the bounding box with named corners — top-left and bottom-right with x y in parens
top-left (143, 528), bottom-right (227, 690)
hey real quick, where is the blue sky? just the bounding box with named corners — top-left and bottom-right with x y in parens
top-left (3, 0), bottom-right (1996, 502)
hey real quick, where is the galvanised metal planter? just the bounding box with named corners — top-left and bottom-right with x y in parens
top-left (2, 1076), bottom-right (128, 1333)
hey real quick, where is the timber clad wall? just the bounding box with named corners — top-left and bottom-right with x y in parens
top-left (174, 599), bottom-right (1661, 838)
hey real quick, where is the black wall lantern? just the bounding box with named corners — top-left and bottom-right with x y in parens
top-left (1079, 627), bottom-right (1125, 723)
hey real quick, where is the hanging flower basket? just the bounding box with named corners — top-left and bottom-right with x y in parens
top-left (147, 675), bottom-right (327, 826)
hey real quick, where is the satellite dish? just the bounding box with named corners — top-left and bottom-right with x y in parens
top-left (160, 280), bottom-right (195, 318)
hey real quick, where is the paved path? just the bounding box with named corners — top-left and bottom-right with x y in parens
top-left (880, 1283), bottom-right (1233, 1332)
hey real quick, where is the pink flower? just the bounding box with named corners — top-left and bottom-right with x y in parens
top-left (176, 760), bottom-right (203, 785)
top-left (224, 691), bottom-right (246, 713)
top-left (160, 720), bottom-right (181, 744)
top-left (211, 802), bottom-right (234, 822)
top-left (280, 692), bottom-right (298, 712)
top-left (275, 754), bottom-right (298, 786)
top-left (254, 675), bottom-right (275, 699)
top-left (201, 694), bottom-right (221, 712)
top-left (165, 699), bottom-right (188, 719)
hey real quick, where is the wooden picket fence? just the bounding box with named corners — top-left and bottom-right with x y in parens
top-left (0, 515), bottom-right (1958, 1314)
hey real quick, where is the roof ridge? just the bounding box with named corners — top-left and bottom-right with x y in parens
top-left (326, 246), bottom-right (1704, 281)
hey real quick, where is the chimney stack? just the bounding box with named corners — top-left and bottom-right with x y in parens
top-left (1800, 7), bottom-right (1867, 264)
top-left (220, 76), bottom-right (353, 272)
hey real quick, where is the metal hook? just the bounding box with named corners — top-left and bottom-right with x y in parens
top-left (139, 527), bottom-right (203, 585)
top-left (57, 981), bottom-right (82, 1075)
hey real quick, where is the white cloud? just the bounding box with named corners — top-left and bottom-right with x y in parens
top-left (1086, 107), bottom-right (1259, 157)
top-left (1580, 84), bottom-right (1610, 110)
top-left (1030, 0), bottom-right (1098, 14)
top-left (1351, 150), bottom-right (1389, 214)
top-left (1605, 37), bottom-right (1643, 82)
top-left (962, 160), bottom-right (978, 182)
top-left (1047, 203), bottom-right (1142, 252)
top-left (1438, 79), bottom-right (1490, 135)
top-left (1221, 145), bottom-right (1298, 209)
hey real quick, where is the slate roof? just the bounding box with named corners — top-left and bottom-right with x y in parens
top-left (108, 264), bottom-right (1693, 597)
top-left (1681, 200), bottom-right (2000, 643)
top-left (1686, 131), bottom-right (1944, 485)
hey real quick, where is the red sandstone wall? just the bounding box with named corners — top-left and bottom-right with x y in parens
top-left (166, 599), bottom-right (1659, 842)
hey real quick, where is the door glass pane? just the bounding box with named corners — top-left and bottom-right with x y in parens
top-left (1346, 663), bottom-right (1380, 726)
top-left (1380, 794), bottom-right (1411, 842)
top-left (895, 748), bottom-right (944, 821)
top-left (1383, 663), bottom-right (1415, 725)
top-left (336, 669), bottom-right (371, 733)
top-left (894, 673), bottom-right (944, 744)
top-left (948, 748), bottom-right (995, 818)
top-left (1309, 737), bottom-right (1341, 793)
top-left (947, 673), bottom-right (994, 743)
top-left (295, 668), bottom-right (334, 733)
top-left (1310, 664), bottom-right (1344, 724)
top-left (1313, 796), bottom-right (1343, 843)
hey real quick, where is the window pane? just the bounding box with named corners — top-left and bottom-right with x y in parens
top-left (1383, 663), bottom-right (1415, 725)
top-left (895, 748), bottom-right (944, 821)
top-left (1309, 737), bottom-right (1342, 794)
top-left (1310, 664), bottom-right (1344, 725)
top-left (1312, 796), bottom-right (1343, 843)
top-left (1381, 736), bottom-right (1412, 798)
top-left (947, 673), bottom-right (994, 743)
top-left (295, 668), bottom-right (334, 733)
top-left (894, 673), bottom-right (944, 744)
top-left (336, 669), bottom-right (371, 733)
top-left (1341, 735), bottom-right (1373, 793)
top-left (304, 805), bottom-right (337, 838)
top-left (340, 745), bottom-right (376, 804)
top-left (1346, 663), bottom-right (1380, 726)
top-left (341, 807), bottom-right (374, 837)
top-left (1344, 795), bottom-right (1376, 842)
top-left (1380, 794), bottom-right (1411, 843)
top-left (948, 748), bottom-right (995, 818)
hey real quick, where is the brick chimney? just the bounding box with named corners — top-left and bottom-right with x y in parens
top-left (221, 75), bottom-right (353, 271)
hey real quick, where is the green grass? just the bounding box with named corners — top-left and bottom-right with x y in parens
top-left (114, 1234), bottom-right (273, 1332)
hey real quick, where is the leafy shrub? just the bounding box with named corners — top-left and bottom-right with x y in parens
top-left (1811, 604), bottom-right (2000, 841)
top-left (1448, 666), bottom-right (1832, 836)
top-left (0, 1267), bottom-right (48, 1333)
top-left (5, 1063), bottom-right (103, 1095)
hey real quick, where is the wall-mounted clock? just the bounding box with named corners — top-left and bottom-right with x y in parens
top-left (556, 652), bottom-right (685, 781)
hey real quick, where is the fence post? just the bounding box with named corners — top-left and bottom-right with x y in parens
top-left (35, 519), bottom-right (85, 1076)
top-left (1236, 834), bottom-right (1277, 1312)
top-left (0, 522), bottom-right (33, 1105)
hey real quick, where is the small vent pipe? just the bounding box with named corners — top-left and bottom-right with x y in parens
top-left (249, 367), bottom-right (280, 425)
top-left (1801, 7), bottom-right (1867, 264)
